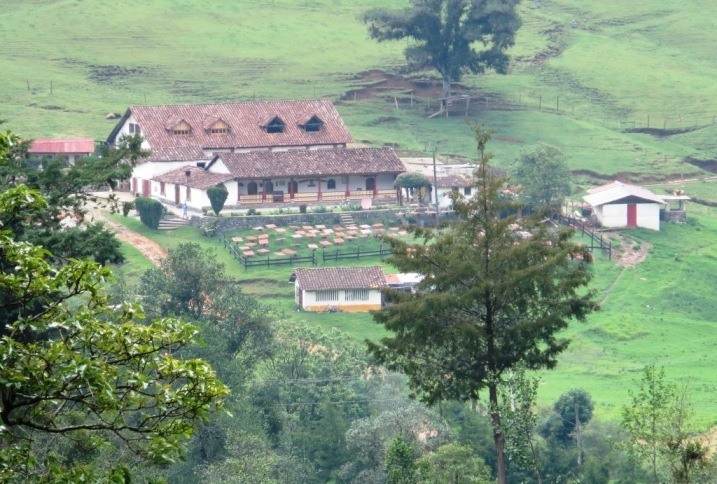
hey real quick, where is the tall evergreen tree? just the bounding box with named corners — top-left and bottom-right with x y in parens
top-left (368, 128), bottom-right (598, 483)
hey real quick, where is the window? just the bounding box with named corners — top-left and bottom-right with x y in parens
top-left (316, 289), bottom-right (339, 302)
top-left (128, 122), bottom-right (140, 134)
top-left (341, 175), bottom-right (348, 184)
top-left (211, 127), bottom-right (228, 134)
top-left (327, 179), bottom-right (336, 190)
top-left (345, 289), bottom-right (369, 301)
top-left (365, 177), bottom-right (376, 191)
top-left (247, 182), bottom-right (258, 195)
top-left (464, 187), bottom-right (472, 196)
top-left (173, 129), bottom-right (190, 135)
top-left (265, 117), bottom-right (285, 134)
top-left (302, 115), bottom-right (323, 132)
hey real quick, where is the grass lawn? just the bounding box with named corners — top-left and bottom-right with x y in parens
top-left (112, 208), bottom-right (717, 426)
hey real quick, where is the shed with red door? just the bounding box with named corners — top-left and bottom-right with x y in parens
top-left (583, 181), bottom-right (666, 231)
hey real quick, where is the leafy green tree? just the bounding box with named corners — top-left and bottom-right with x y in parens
top-left (621, 365), bottom-right (713, 483)
top-left (363, 0), bottom-right (522, 100)
top-left (0, 130), bottom-right (150, 265)
top-left (417, 444), bottom-right (492, 483)
top-left (0, 186), bottom-right (228, 481)
top-left (341, 400), bottom-right (452, 482)
top-left (369, 128), bottom-right (597, 483)
top-left (395, 172), bottom-right (431, 204)
top-left (499, 368), bottom-right (542, 483)
top-left (513, 143), bottom-right (572, 213)
top-left (386, 437), bottom-right (419, 484)
top-left (207, 186), bottom-right (229, 215)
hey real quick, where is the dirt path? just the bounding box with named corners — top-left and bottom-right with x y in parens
top-left (599, 232), bottom-right (652, 305)
top-left (88, 203), bottom-right (167, 266)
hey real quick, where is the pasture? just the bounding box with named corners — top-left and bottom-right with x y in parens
top-left (5, 0), bottom-right (717, 424)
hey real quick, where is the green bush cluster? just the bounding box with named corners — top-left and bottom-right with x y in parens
top-left (134, 197), bottom-right (165, 229)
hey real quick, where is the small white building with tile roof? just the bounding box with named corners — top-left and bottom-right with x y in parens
top-left (583, 181), bottom-right (666, 230)
top-left (292, 266), bottom-right (386, 312)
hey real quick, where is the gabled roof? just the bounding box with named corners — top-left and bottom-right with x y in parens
top-left (145, 146), bottom-right (208, 162)
top-left (214, 147), bottom-right (405, 179)
top-left (435, 174), bottom-right (472, 188)
top-left (152, 165), bottom-right (234, 190)
top-left (28, 138), bottom-right (94, 155)
top-left (294, 266), bottom-right (386, 291)
top-left (107, 99), bottom-right (353, 149)
top-left (583, 181), bottom-right (666, 206)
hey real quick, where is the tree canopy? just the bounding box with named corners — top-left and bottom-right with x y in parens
top-left (363, 0), bottom-right (522, 99)
top-left (513, 143), bottom-right (572, 213)
top-left (0, 186), bottom-right (228, 481)
top-left (369, 128), bottom-right (597, 483)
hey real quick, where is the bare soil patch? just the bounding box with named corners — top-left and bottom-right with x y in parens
top-left (608, 232), bottom-right (651, 267)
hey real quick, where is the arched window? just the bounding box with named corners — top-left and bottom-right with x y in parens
top-left (365, 177), bottom-right (376, 191)
top-left (264, 181), bottom-right (274, 193)
top-left (247, 182), bottom-right (258, 195)
top-left (327, 178), bottom-right (336, 190)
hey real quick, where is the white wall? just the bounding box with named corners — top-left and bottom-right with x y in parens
top-left (300, 288), bottom-right (382, 312)
top-left (597, 203), bottom-right (661, 230)
top-left (114, 115), bottom-right (150, 149)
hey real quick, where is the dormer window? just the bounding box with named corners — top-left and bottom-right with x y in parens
top-left (165, 117), bottom-right (192, 135)
top-left (301, 115), bottom-right (323, 132)
top-left (128, 122), bottom-right (140, 134)
top-left (204, 116), bottom-right (229, 135)
top-left (263, 116), bottom-right (285, 134)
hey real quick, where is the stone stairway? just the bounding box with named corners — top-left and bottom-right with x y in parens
top-left (340, 213), bottom-right (355, 227)
top-left (157, 215), bottom-right (190, 231)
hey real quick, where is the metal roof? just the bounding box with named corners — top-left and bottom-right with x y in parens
top-left (28, 138), bottom-right (95, 155)
top-left (583, 181), bottom-right (666, 206)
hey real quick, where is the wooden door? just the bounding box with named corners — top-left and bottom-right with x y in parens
top-left (142, 179), bottom-right (150, 196)
top-left (174, 184), bottom-right (180, 204)
top-left (627, 204), bottom-right (637, 227)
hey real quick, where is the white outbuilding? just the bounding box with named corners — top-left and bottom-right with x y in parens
top-left (583, 181), bottom-right (666, 230)
top-left (292, 266), bottom-right (386, 312)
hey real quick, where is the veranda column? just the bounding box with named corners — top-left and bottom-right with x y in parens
top-left (262, 180), bottom-right (267, 202)
top-left (289, 178), bottom-right (295, 201)
top-left (373, 174), bottom-right (378, 197)
top-left (317, 177), bottom-right (322, 201)
top-left (345, 175), bottom-right (350, 200)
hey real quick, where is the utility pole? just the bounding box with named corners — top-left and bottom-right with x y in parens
top-left (575, 403), bottom-right (582, 469)
top-left (432, 146), bottom-right (440, 220)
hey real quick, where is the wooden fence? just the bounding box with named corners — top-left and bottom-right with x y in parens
top-left (552, 214), bottom-right (612, 260)
top-left (218, 231), bottom-right (317, 269)
top-left (322, 246), bottom-right (391, 262)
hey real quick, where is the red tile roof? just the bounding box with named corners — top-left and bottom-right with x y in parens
top-left (108, 99), bottom-right (353, 149)
top-left (435, 174), bottom-right (472, 188)
top-left (28, 138), bottom-right (94, 155)
top-left (152, 165), bottom-right (234, 190)
top-left (294, 266), bottom-right (386, 291)
top-left (214, 147), bottom-right (405, 179)
top-left (145, 146), bottom-right (208, 162)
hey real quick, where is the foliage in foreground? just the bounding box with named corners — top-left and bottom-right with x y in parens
top-left (369, 128), bottom-right (598, 483)
top-left (0, 186), bottom-right (228, 481)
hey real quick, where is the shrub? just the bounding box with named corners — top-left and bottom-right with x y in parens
top-left (134, 197), bottom-right (164, 229)
top-left (247, 208), bottom-right (260, 216)
top-left (122, 201), bottom-right (134, 217)
top-left (206, 186), bottom-right (229, 215)
top-left (311, 205), bottom-right (329, 214)
top-left (299, 204), bottom-right (307, 214)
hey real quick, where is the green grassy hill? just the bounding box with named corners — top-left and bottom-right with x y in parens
top-left (4, 0), bottom-right (717, 424)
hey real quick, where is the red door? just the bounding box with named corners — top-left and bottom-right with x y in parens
top-left (174, 184), bottom-right (180, 204)
top-left (627, 204), bottom-right (637, 227)
top-left (142, 179), bottom-right (150, 196)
